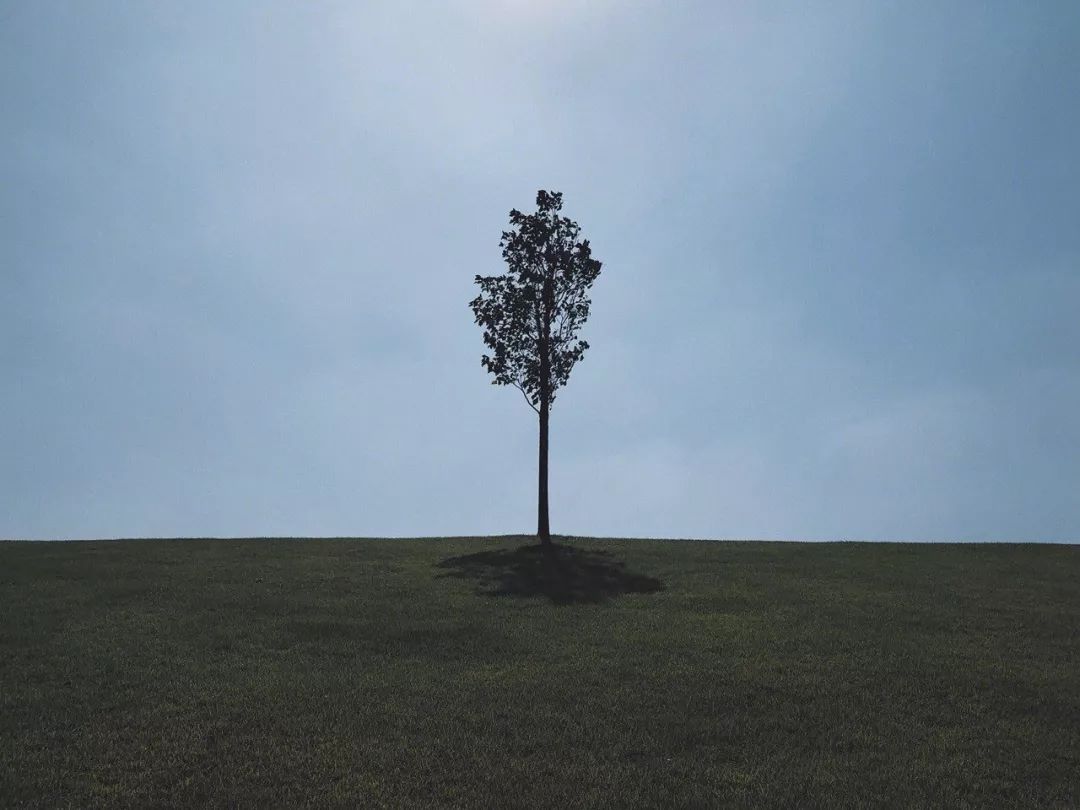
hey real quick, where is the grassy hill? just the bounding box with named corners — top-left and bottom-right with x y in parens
top-left (1, 536), bottom-right (1077, 807)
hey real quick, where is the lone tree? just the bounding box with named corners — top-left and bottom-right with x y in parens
top-left (470, 190), bottom-right (602, 546)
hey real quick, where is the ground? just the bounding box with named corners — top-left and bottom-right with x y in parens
top-left (1, 536), bottom-right (1078, 808)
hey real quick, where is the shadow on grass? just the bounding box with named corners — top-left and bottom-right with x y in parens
top-left (436, 541), bottom-right (665, 604)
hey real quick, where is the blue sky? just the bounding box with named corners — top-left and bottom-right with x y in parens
top-left (2, 2), bottom-right (1078, 541)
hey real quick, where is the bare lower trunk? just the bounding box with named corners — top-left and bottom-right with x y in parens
top-left (537, 397), bottom-right (550, 546)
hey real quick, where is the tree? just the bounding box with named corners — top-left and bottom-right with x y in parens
top-left (469, 190), bottom-right (603, 546)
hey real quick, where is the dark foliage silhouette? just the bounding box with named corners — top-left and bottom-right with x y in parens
top-left (436, 541), bottom-right (664, 604)
top-left (469, 191), bottom-right (603, 546)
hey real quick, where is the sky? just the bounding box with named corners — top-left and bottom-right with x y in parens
top-left (2, 1), bottom-right (1078, 542)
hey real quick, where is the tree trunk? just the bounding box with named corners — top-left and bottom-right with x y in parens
top-left (537, 273), bottom-right (554, 547)
top-left (537, 396), bottom-right (551, 546)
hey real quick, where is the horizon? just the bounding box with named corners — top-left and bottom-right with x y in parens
top-left (3, 534), bottom-right (1075, 545)
top-left (3, 3), bottom-right (1078, 543)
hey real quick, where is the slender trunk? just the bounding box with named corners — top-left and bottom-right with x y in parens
top-left (537, 395), bottom-right (550, 546)
top-left (537, 272), bottom-right (552, 547)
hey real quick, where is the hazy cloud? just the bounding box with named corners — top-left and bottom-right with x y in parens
top-left (2, 1), bottom-right (1077, 540)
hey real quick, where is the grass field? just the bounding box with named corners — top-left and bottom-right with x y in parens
top-left (1, 536), bottom-right (1078, 808)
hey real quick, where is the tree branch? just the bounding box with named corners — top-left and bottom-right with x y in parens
top-left (511, 380), bottom-right (540, 415)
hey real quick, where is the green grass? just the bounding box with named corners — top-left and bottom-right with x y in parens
top-left (1, 537), bottom-right (1078, 808)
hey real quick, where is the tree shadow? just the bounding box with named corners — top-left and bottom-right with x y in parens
top-left (436, 541), bottom-right (665, 605)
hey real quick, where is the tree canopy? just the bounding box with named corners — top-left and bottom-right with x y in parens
top-left (470, 190), bottom-right (602, 414)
